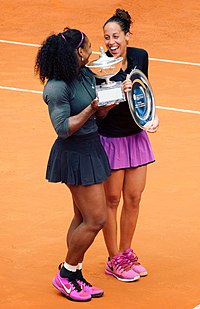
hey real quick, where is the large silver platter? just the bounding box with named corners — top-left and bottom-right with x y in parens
top-left (127, 69), bottom-right (156, 130)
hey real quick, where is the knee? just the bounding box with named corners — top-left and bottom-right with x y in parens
top-left (89, 215), bottom-right (106, 233)
top-left (106, 194), bottom-right (121, 209)
top-left (96, 217), bottom-right (106, 231)
top-left (124, 193), bottom-right (142, 209)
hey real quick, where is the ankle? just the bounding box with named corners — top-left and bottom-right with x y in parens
top-left (60, 262), bottom-right (78, 279)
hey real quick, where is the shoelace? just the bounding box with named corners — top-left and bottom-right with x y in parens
top-left (68, 278), bottom-right (82, 292)
top-left (124, 250), bottom-right (140, 266)
top-left (76, 271), bottom-right (92, 287)
top-left (112, 255), bottom-right (132, 271)
top-left (78, 277), bottom-right (92, 287)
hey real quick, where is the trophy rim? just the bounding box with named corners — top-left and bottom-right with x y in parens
top-left (86, 56), bottom-right (123, 69)
top-left (127, 69), bottom-right (156, 130)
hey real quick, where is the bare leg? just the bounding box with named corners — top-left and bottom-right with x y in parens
top-left (119, 166), bottom-right (147, 253)
top-left (66, 199), bottom-right (82, 248)
top-left (102, 170), bottom-right (124, 259)
top-left (65, 183), bottom-right (106, 265)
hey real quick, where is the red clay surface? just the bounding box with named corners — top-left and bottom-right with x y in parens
top-left (0, 1), bottom-right (200, 308)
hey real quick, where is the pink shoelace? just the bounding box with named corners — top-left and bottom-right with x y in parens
top-left (123, 249), bottom-right (141, 266)
top-left (112, 254), bottom-right (133, 271)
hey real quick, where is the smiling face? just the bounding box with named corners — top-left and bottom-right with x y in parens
top-left (103, 22), bottom-right (130, 59)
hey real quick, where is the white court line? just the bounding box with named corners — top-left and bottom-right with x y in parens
top-left (1, 39), bottom-right (200, 115)
top-left (0, 85), bottom-right (200, 115)
top-left (0, 39), bottom-right (41, 47)
top-left (0, 85), bottom-right (42, 94)
top-left (156, 105), bottom-right (200, 115)
top-left (149, 57), bottom-right (200, 66)
top-left (0, 39), bottom-right (200, 67)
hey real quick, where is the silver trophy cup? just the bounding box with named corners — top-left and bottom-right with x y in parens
top-left (86, 47), bottom-right (125, 106)
top-left (86, 47), bottom-right (156, 130)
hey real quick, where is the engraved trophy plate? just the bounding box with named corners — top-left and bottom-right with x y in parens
top-left (127, 69), bottom-right (156, 129)
top-left (86, 47), bottom-right (125, 106)
top-left (96, 81), bottom-right (125, 106)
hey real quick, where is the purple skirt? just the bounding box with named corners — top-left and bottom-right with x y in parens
top-left (99, 130), bottom-right (155, 170)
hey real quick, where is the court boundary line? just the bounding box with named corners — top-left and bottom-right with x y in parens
top-left (1, 39), bottom-right (200, 115)
top-left (0, 85), bottom-right (200, 115)
top-left (0, 86), bottom-right (42, 94)
top-left (0, 39), bottom-right (200, 67)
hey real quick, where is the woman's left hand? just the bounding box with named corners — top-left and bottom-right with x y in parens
top-left (146, 114), bottom-right (159, 133)
top-left (122, 78), bottom-right (132, 93)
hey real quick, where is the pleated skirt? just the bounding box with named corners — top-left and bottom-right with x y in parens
top-left (46, 132), bottom-right (111, 185)
top-left (99, 130), bottom-right (155, 170)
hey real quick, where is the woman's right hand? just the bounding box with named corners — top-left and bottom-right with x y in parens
top-left (90, 97), bottom-right (100, 111)
top-left (91, 98), bottom-right (118, 118)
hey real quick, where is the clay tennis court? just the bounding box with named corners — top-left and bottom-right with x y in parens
top-left (0, 0), bottom-right (200, 308)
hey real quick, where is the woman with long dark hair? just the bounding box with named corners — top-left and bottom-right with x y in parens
top-left (35, 27), bottom-right (113, 302)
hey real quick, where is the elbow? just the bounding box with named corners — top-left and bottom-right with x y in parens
top-left (57, 132), bottom-right (71, 139)
top-left (56, 128), bottom-right (71, 139)
top-left (54, 119), bottom-right (71, 139)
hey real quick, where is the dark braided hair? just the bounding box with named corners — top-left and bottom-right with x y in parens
top-left (103, 8), bottom-right (133, 34)
top-left (34, 28), bottom-right (86, 84)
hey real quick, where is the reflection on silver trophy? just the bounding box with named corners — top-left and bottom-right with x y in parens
top-left (127, 69), bottom-right (156, 130)
top-left (86, 47), bottom-right (125, 106)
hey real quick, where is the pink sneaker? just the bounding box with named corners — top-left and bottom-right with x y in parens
top-left (76, 270), bottom-right (104, 298)
top-left (105, 254), bottom-right (140, 282)
top-left (52, 271), bottom-right (91, 302)
top-left (123, 248), bottom-right (148, 277)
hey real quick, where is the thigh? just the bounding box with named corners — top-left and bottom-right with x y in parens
top-left (68, 183), bottom-right (106, 222)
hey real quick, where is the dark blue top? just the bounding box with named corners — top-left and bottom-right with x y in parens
top-left (43, 68), bottom-right (97, 139)
top-left (96, 47), bottom-right (149, 137)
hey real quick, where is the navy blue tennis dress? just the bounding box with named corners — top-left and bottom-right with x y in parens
top-left (43, 68), bottom-right (111, 185)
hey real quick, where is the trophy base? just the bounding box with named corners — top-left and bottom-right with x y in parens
top-left (96, 81), bottom-right (125, 106)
